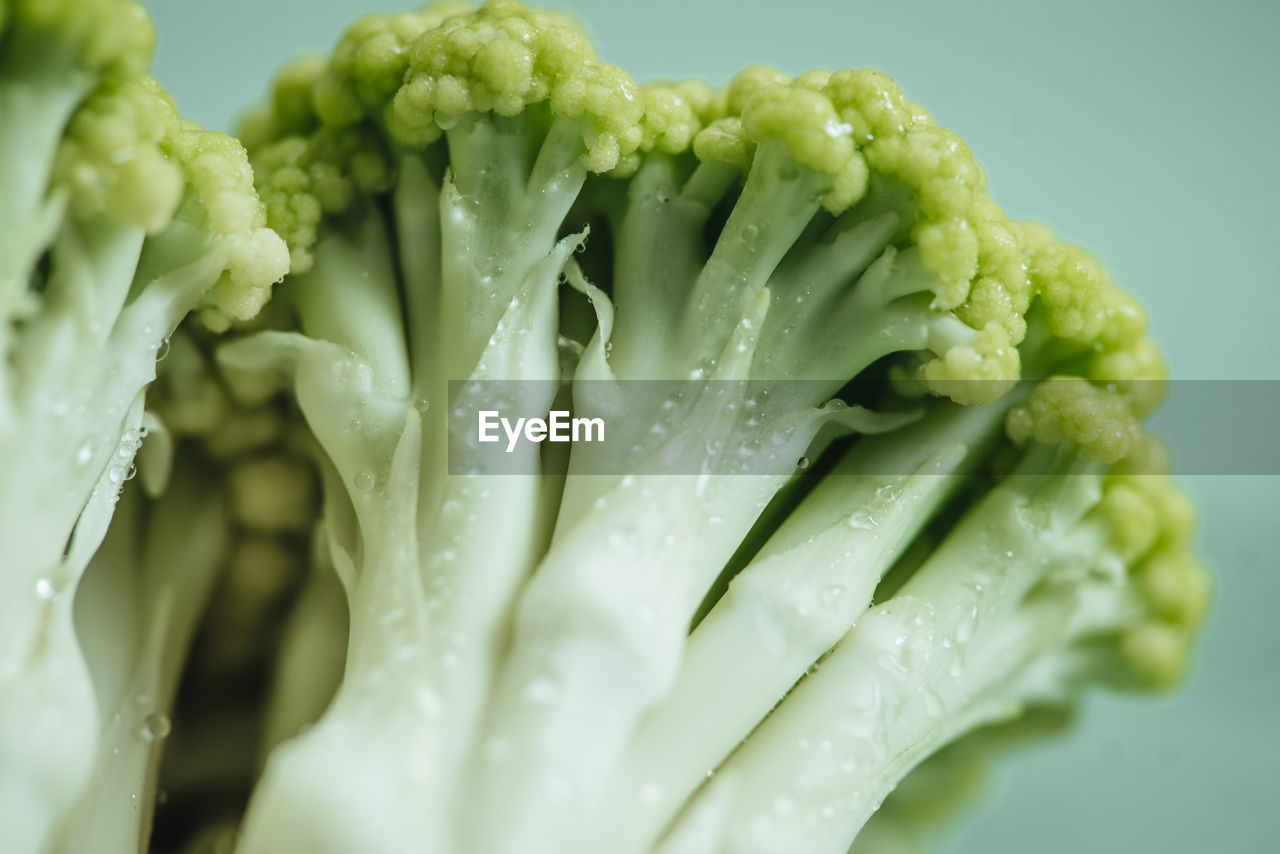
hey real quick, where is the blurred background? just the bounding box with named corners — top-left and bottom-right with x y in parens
top-left (146, 0), bottom-right (1279, 850)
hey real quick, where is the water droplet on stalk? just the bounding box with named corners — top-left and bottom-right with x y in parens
top-left (141, 713), bottom-right (171, 742)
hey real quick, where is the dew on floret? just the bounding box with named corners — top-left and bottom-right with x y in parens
top-left (847, 510), bottom-right (878, 530)
top-left (140, 713), bottom-right (171, 742)
top-left (75, 442), bottom-right (94, 466)
top-left (820, 585), bottom-right (845, 609)
top-left (523, 678), bottom-right (558, 705)
top-left (107, 465), bottom-right (127, 484)
top-left (35, 577), bottom-right (60, 600)
top-left (414, 398), bottom-right (431, 412)
top-left (354, 470), bottom-right (376, 491)
top-left (796, 455), bottom-right (811, 469)
top-left (772, 794), bottom-right (798, 815)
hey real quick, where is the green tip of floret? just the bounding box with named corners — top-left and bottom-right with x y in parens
top-left (1118, 483), bottom-right (1208, 691)
top-left (1120, 620), bottom-right (1194, 691)
top-left (249, 121), bottom-right (391, 274)
top-left (48, 70), bottom-right (288, 327)
top-left (921, 320), bottom-right (1019, 404)
top-left (688, 65), bottom-right (1030, 405)
top-left (1005, 376), bottom-right (1142, 463)
top-left (822, 68), bottom-right (1007, 311)
top-left (740, 79), bottom-right (868, 211)
top-left (238, 55), bottom-right (327, 152)
top-left (4, 0), bottom-right (155, 78)
top-left (313, 4), bottom-right (474, 129)
top-left (1018, 222), bottom-right (1167, 412)
top-left (820, 67), bottom-right (933, 144)
top-left (1020, 222), bottom-right (1136, 345)
top-left (386, 0), bottom-right (642, 170)
top-left (53, 76), bottom-right (184, 232)
top-left (692, 116), bottom-right (754, 170)
top-left (166, 125), bottom-right (291, 328)
top-left (636, 80), bottom-right (716, 152)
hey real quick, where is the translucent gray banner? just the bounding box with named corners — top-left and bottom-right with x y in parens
top-left (444, 380), bottom-right (1280, 476)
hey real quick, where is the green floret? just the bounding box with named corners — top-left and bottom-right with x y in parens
top-left (386, 0), bottom-right (642, 172)
top-left (222, 4), bottom-right (654, 852)
top-left (0, 3), bottom-right (286, 849)
top-left (314, 4), bottom-right (474, 129)
top-left (634, 80), bottom-right (717, 159)
top-left (209, 6), bottom-right (1207, 854)
top-left (1, 0), bottom-right (155, 78)
top-left (1005, 376), bottom-right (1142, 463)
top-left (53, 76), bottom-right (183, 231)
top-left (1017, 222), bottom-right (1167, 413)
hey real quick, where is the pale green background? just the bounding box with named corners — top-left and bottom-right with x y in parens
top-left (145, 0), bottom-right (1280, 850)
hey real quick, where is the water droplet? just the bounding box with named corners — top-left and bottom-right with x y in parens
top-left (141, 713), bottom-right (171, 742)
top-left (156, 337), bottom-right (171, 361)
top-left (123, 463), bottom-right (137, 482)
top-left (796, 456), bottom-right (810, 470)
top-left (414, 399), bottom-right (431, 413)
top-left (743, 224), bottom-right (760, 241)
top-left (35, 577), bottom-right (58, 600)
top-left (354, 471), bottom-right (376, 492)
top-left (75, 443), bottom-right (93, 466)
top-left (107, 465), bottom-right (126, 484)
top-left (847, 511), bottom-right (877, 530)
top-left (524, 678), bottom-right (557, 704)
